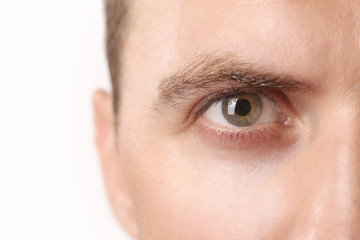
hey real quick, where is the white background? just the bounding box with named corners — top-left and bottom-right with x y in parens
top-left (0, 0), bottom-right (130, 239)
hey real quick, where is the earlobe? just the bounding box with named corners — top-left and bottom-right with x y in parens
top-left (92, 90), bottom-right (139, 239)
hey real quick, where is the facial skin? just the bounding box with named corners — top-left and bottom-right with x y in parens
top-left (93, 0), bottom-right (360, 239)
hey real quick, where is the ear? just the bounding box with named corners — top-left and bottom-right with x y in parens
top-left (92, 90), bottom-right (138, 239)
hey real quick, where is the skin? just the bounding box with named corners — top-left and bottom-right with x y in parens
top-left (93, 0), bottom-right (360, 239)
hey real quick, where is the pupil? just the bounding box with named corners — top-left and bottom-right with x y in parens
top-left (235, 99), bottom-right (252, 116)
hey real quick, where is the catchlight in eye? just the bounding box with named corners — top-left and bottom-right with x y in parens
top-left (222, 94), bottom-right (262, 126)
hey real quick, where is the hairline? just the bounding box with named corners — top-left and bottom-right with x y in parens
top-left (105, 0), bottom-right (128, 115)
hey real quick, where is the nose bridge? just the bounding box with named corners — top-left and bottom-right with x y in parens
top-left (296, 99), bottom-right (360, 238)
top-left (332, 97), bottom-right (360, 205)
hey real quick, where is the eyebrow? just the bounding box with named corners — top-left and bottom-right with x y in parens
top-left (157, 53), bottom-right (316, 106)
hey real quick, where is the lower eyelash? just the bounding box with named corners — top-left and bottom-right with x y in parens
top-left (194, 117), bottom-right (294, 149)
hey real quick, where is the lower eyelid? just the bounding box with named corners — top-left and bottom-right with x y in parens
top-left (192, 116), bottom-right (298, 150)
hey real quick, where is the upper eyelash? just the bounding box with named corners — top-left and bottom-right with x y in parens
top-left (189, 87), bottom-right (280, 125)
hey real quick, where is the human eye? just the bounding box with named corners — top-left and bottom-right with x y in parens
top-left (190, 88), bottom-right (299, 149)
top-left (205, 93), bottom-right (282, 127)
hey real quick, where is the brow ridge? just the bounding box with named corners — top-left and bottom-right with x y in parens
top-left (157, 53), bottom-right (316, 106)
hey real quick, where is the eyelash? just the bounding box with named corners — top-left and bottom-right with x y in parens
top-left (189, 87), bottom-right (297, 149)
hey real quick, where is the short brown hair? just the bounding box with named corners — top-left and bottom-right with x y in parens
top-left (105, 0), bottom-right (128, 114)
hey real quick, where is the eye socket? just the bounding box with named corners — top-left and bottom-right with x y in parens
top-left (205, 93), bottom-right (281, 127)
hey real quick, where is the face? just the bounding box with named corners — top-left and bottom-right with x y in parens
top-left (94, 0), bottom-right (360, 239)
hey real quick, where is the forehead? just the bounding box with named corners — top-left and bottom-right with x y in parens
top-left (121, 0), bottom-right (360, 95)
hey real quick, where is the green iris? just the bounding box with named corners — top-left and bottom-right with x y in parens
top-left (222, 93), bottom-right (263, 126)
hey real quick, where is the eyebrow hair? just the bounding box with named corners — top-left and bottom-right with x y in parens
top-left (157, 53), bottom-right (316, 106)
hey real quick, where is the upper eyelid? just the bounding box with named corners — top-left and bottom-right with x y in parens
top-left (193, 88), bottom-right (281, 119)
top-left (204, 88), bottom-right (276, 106)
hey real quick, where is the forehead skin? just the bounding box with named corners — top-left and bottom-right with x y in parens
top-left (122, 0), bottom-right (360, 95)
top-left (116, 0), bottom-right (360, 239)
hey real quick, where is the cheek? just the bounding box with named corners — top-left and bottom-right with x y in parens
top-left (118, 121), bottom-right (299, 240)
